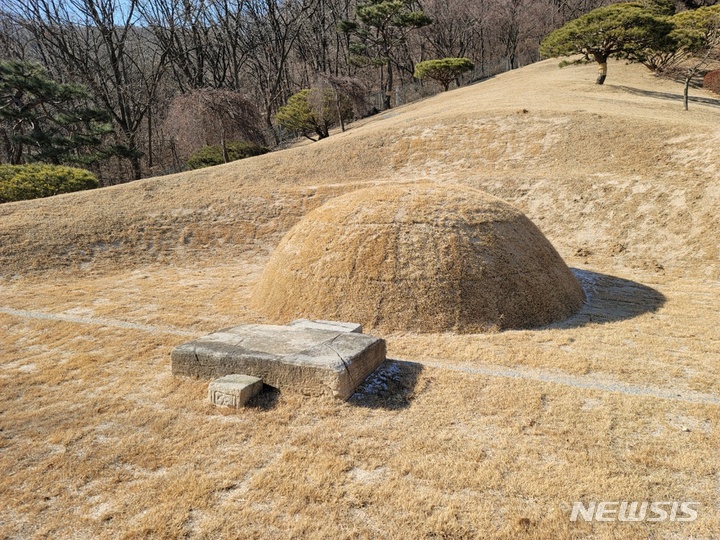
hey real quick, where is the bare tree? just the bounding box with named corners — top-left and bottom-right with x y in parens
top-left (0, 13), bottom-right (32, 60)
top-left (420, 0), bottom-right (488, 62)
top-left (7, 0), bottom-right (167, 180)
top-left (240, 0), bottom-right (315, 136)
top-left (313, 74), bottom-right (368, 130)
top-left (139, 0), bottom-right (253, 92)
top-left (164, 88), bottom-right (266, 163)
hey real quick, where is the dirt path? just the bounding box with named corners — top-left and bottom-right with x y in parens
top-left (0, 306), bottom-right (196, 336)
top-left (3, 304), bottom-right (717, 406)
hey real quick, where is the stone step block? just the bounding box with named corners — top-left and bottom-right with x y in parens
top-left (208, 374), bottom-right (264, 408)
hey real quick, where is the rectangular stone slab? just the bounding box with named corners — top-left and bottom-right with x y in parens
top-left (172, 324), bottom-right (386, 400)
top-left (209, 374), bottom-right (263, 408)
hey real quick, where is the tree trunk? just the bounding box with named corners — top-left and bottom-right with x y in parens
top-left (684, 76), bottom-right (690, 111)
top-left (170, 141), bottom-right (181, 172)
top-left (130, 153), bottom-right (142, 180)
top-left (384, 53), bottom-right (393, 109)
top-left (221, 127), bottom-right (229, 163)
top-left (147, 107), bottom-right (153, 169)
top-left (334, 88), bottom-right (345, 132)
top-left (2, 129), bottom-right (22, 165)
top-left (596, 62), bottom-right (607, 85)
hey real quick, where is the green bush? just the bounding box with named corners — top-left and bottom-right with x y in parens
top-left (187, 140), bottom-right (269, 170)
top-left (274, 87), bottom-right (356, 141)
top-left (0, 164), bottom-right (99, 203)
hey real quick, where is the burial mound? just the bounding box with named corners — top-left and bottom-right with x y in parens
top-left (252, 182), bottom-right (585, 333)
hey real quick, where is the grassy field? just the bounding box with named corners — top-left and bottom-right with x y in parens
top-left (1, 59), bottom-right (719, 539)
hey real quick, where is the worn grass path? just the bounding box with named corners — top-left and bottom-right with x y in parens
top-left (2, 304), bottom-right (718, 407)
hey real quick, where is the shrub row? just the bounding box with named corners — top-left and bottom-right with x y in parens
top-left (0, 164), bottom-right (99, 203)
top-left (187, 140), bottom-right (269, 170)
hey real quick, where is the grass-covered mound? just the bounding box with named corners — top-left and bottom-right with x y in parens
top-left (252, 182), bottom-right (585, 333)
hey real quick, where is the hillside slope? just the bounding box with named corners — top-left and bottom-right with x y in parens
top-left (1, 59), bottom-right (719, 278)
top-left (1, 59), bottom-right (719, 539)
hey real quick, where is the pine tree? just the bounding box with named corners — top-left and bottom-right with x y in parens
top-left (0, 61), bottom-right (114, 165)
top-left (539, 4), bottom-right (674, 84)
top-left (340, 1), bottom-right (432, 109)
top-left (275, 88), bottom-right (354, 141)
top-left (414, 58), bottom-right (475, 91)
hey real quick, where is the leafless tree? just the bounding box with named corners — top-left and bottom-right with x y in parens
top-left (6, 0), bottom-right (168, 180)
top-left (139, 0), bottom-right (253, 92)
top-left (420, 0), bottom-right (488, 62)
top-left (163, 88), bottom-right (266, 163)
top-left (313, 74), bottom-right (368, 130)
top-left (240, 0), bottom-right (315, 136)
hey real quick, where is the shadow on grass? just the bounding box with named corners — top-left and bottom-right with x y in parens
top-left (545, 268), bottom-right (666, 330)
top-left (616, 85), bottom-right (720, 108)
top-left (245, 384), bottom-right (281, 410)
top-left (349, 359), bottom-right (424, 410)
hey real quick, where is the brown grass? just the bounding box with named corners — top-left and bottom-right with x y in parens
top-left (1, 59), bottom-right (719, 539)
top-left (251, 182), bottom-right (585, 333)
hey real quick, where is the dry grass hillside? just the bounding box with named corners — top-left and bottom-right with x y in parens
top-left (1, 59), bottom-right (719, 539)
